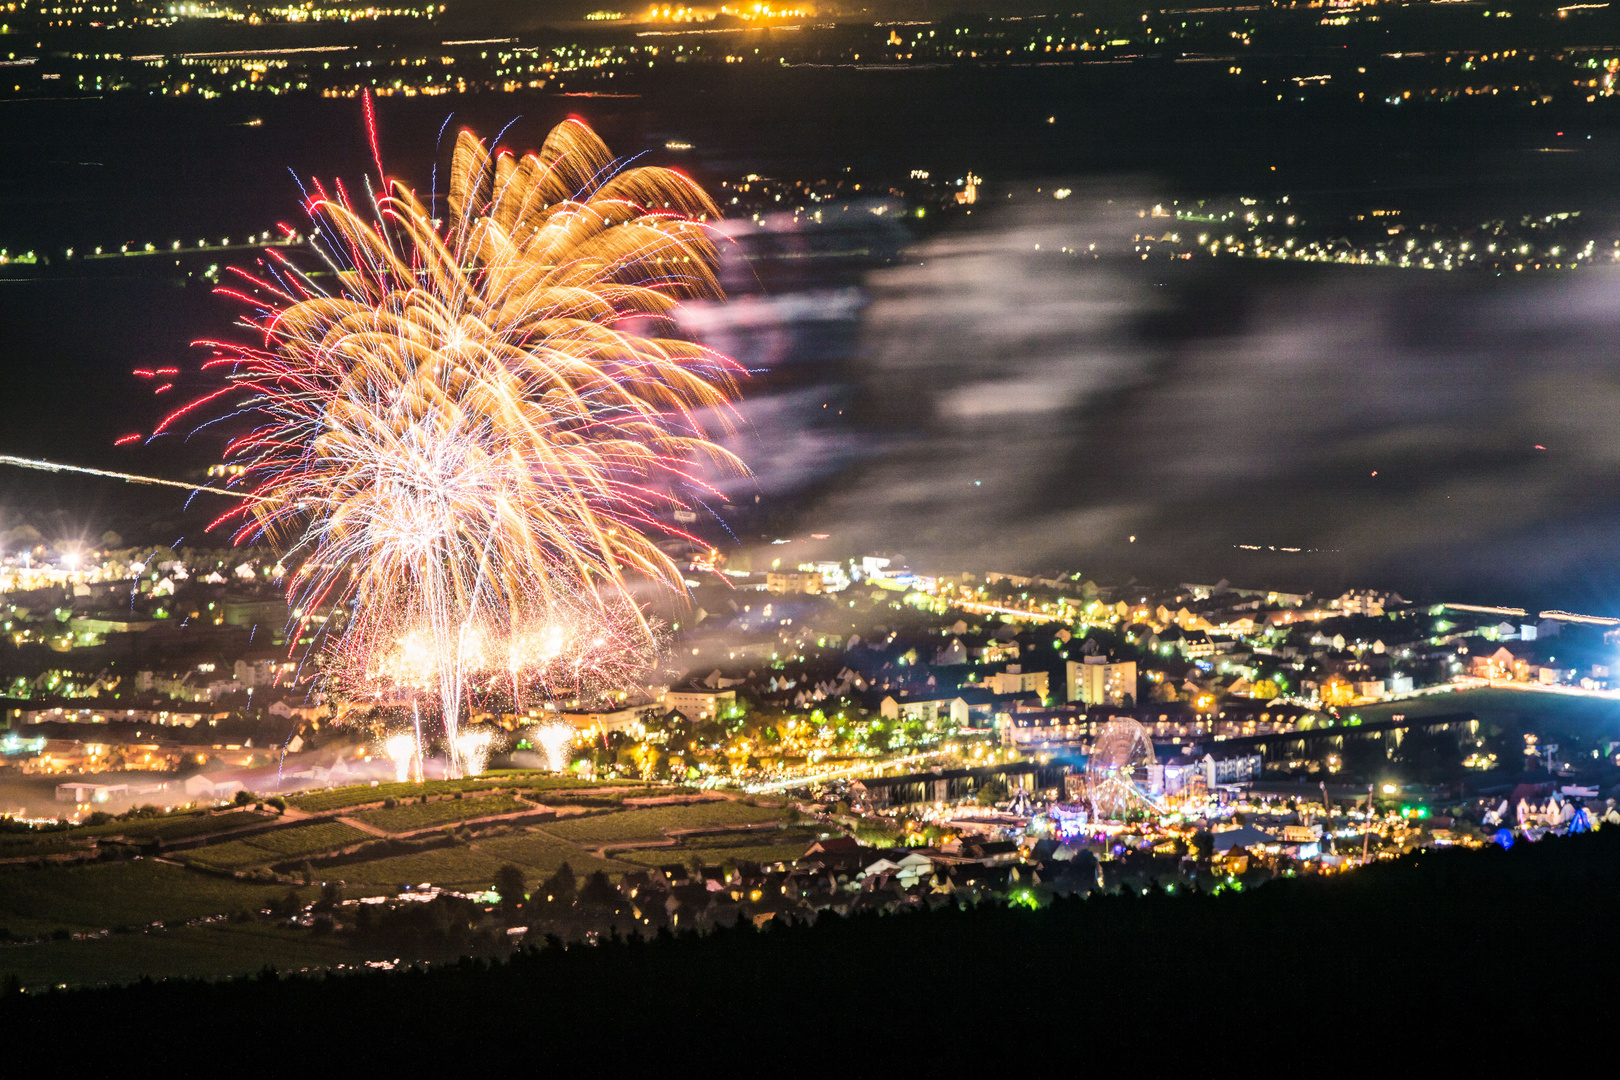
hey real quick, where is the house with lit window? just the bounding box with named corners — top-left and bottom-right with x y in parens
top-left (879, 694), bottom-right (969, 728)
top-left (1066, 657), bottom-right (1137, 706)
top-left (983, 665), bottom-right (1049, 698)
top-left (662, 687), bottom-right (737, 721)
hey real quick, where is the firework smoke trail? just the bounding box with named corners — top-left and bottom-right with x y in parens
top-left (162, 118), bottom-right (746, 777)
top-left (0, 454), bottom-right (278, 502)
top-left (411, 698), bottom-right (425, 783)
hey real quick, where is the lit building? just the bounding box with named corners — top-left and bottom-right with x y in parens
top-left (879, 694), bottom-right (969, 728)
top-left (983, 665), bottom-right (1049, 698)
top-left (765, 571), bottom-right (822, 595)
top-left (559, 706), bottom-right (650, 737)
top-left (1163, 750), bottom-right (1262, 792)
top-left (1067, 658), bottom-right (1137, 707)
top-left (662, 688), bottom-right (737, 721)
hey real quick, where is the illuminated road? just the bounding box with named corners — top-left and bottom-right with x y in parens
top-left (83, 236), bottom-right (300, 260)
top-left (954, 600), bottom-right (1064, 623)
top-left (1472, 677), bottom-right (1620, 701)
top-left (1382, 676), bottom-right (1620, 704)
top-left (746, 747), bottom-right (958, 793)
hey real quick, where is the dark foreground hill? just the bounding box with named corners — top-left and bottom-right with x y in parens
top-left (10, 829), bottom-right (1617, 1067)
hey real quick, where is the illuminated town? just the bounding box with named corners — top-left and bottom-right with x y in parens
top-left (1, 0), bottom-right (1619, 1054)
top-left (2, 535), bottom-right (1615, 926)
top-left (0, 0), bottom-right (1618, 103)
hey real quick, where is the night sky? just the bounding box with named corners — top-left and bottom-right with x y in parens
top-left (5, 57), bottom-right (1620, 609)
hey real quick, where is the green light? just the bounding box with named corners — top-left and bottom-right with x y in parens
top-left (1008, 889), bottom-right (1039, 910)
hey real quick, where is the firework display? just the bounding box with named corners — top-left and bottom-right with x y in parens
top-left (174, 117), bottom-right (744, 777)
top-left (454, 728), bottom-right (498, 777)
top-left (532, 721), bottom-right (578, 773)
top-left (383, 733), bottom-right (419, 783)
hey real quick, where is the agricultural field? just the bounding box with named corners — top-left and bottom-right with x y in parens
top-left (248, 820), bottom-right (372, 858)
top-left (179, 821), bottom-right (371, 871)
top-left (0, 860), bottom-right (313, 938)
top-left (329, 844), bottom-right (509, 888)
top-left (517, 777), bottom-right (651, 795)
top-left (351, 794), bottom-right (528, 833)
top-left (679, 827), bottom-right (824, 850)
top-left (177, 840), bottom-right (278, 871)
top-left (616, 827), bottom-right (824, 869)
top-left (289, 774), bottom-right (632, 814)
top-left (291, 780), bottom-right (502, 814)
top-left (544, 801), bottom-right (788, 847)
top-left (0, 797), bottom-right (809, 991)
top-left (0, 922), bottom-right (376, 991)
top-left (473, 831), bottom-right (631, 878)
top-left (531, 792), bottom-right (627, 809)
top-left (0, 835), bottom-right (96, 861)
top-left (309, 829), bottom-right (632, 888)
top-left (164, 799), bottom-right (793, 889)
top-left (71, 809), bottom-right (276, 844)
top-left (617, 842), bottom-right (810, 868)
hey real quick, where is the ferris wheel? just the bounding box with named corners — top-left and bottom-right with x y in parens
top-left (1086, 718), bottom-right (1160, 821)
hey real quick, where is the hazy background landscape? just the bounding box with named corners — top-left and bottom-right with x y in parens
top-left (5, 72), bottom-right (1620, 607)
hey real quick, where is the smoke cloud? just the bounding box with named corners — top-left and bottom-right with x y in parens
top-left (689, 192), bottom-right (1620, 609)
